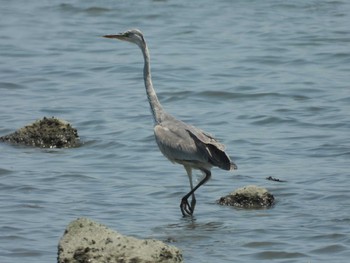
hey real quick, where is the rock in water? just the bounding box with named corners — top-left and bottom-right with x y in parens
top-left (217, 185), bottom-right (275, 208)
top-left (0, 117), bottom-right (80, 148)
top-left (57, 217), bottom-right (183, 263)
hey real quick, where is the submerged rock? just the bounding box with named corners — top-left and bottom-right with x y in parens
top-left (0, 117), bottom-right (79, 148)
top-left (57, 217), bottom-right (183, 263)
top-left (217, 185), bottom-right (275, 209)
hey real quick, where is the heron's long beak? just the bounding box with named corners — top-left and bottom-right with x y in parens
top-left (103, 34), bottom-right (125, 40)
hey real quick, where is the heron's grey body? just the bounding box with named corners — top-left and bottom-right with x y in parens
top-left (104, 29), bottom-right (237, 216)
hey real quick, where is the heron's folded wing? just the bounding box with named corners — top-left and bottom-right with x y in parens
top-left (185, 129), bottom-right (233, 171)
top-left (186, 125), bottom-right (226, 151)
top-left (154, 120), bottom-right (236, 171)
top-left (154, 123), bottom-right (208, 163)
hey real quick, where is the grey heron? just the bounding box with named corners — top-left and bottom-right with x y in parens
top-left (103, 29), bottom-right (237, 216)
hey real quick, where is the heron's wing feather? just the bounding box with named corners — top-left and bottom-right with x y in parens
top-left (186, 125), bottom-right (226, 151)
top-left (185, 128), bottom-right (235, 171)
top-left (154, 123), bottom-right (208, 164)
top-left (154, 120), bottom-right (236, 171)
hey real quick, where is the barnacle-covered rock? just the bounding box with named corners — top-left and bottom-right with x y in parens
top-left (58, 217), bottom-right (183, 263)
top-left (217, 185), bottom-right (275, 209)
top-left (0, 117), bottom-right (80, 148)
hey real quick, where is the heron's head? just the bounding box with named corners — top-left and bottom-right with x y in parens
top-left (103, 29), bottom-right (145, 48)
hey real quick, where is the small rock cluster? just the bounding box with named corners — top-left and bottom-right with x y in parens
top-left (0, 117), bottom-right (80, 148)
top-left (217, 185), bottom-right (275, 209)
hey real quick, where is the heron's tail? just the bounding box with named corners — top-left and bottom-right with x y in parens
top-left (206, 144), bottom-right (236, 171)
top-left (230, 161), bottom-right (238, 170)
top-left (186, 129), bottom-right (237, 171)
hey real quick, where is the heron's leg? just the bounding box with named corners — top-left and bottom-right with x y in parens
top-left (180, 166), bottom-right (194, 216)
top-left (180, 167), bottom-right (211, 217)
top-left (184, 166), bottom-right (196, 210)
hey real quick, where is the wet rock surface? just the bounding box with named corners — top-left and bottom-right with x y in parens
top-left (57, 217), bottom-right (183, 263)
top-left (217, 185), bottom-right (275, 209)
top-left (0, 117), bottom-right (80, 148)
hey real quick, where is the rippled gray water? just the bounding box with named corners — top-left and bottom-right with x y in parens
top-left (1, 1), bottom-right (350, 262)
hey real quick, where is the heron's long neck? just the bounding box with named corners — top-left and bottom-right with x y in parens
top-left (142, 43), bottom-right (164, 124)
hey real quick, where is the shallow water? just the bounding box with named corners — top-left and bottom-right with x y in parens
top-left (1, 0), bottom-right (350, 262)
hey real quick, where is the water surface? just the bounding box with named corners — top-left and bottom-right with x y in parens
top-left (1, 0), bottom-right (350, 262)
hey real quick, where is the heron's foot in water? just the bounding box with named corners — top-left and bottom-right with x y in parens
top-left (180, 197), bottom-right (194, 217)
